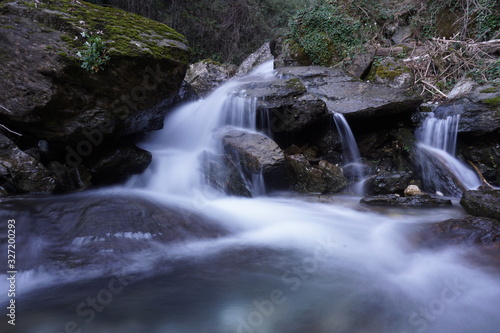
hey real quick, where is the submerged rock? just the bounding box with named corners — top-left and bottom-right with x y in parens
top-left (360, 194), bottom-right (452, 207)
top-left (460, 190), bottom-right (500, 222)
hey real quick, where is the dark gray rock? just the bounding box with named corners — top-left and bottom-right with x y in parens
top-left (286, 155), bottom-right (347, 193)
top-left (200, 151), bottom-right (252, 198)
top-left (460, 190), bottom-right (500, 222)
top-left (220, 129), bottom-right (285, 174)
top-left (0, 134), bottom-right (56, 193)
top-left (276, 66), bottom-right (422, 121)
top-left (366, 171), bottom-right (415, 195)
top-left (89, 145), bottom-right (152, 183)
top-left (360, 194), bottom-right (452, 207)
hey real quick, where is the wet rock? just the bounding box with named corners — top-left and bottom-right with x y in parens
top-left (460, 190), bottom-right (500, 222)
top-left (88, 145), bottom-right (152, 184)
top-left (286, 154), bottom-right (347, 193)
top-left (360, 194), bottom-right (452, 207)
top-left (235, 42), bottom-right (273, 77)
top-left (366, 171), bottom-right (415, 195)
top-left (420, 216), bottom-right (500, 248)
top-left (184, 59), bottom-right (237, 97)
top-left (47, 161), bottom-right (92, 192)
top-left (220, 128), bottom-right (285, 174)
top-left (0, 134), bottom-right (56, 193)
top-left (200, 151), bottom-right (252, 198)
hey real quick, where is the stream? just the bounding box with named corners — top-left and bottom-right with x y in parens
top-left (0, 61), bottom-right (499, 333)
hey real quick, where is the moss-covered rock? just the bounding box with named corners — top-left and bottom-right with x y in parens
top-left (366, 57), bottom-right (414, 89)
top-left (0, 0), bottom-right (189, 193)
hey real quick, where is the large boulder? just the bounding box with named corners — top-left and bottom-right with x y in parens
top-left (275, 66), bottom-right (423, 121)
top-left (460, 190), bottom-right (500, 222)
top-left (0, 134), bottom-right (56, 193)
top-left (235, 42), bottom-right (273, 77)
top-left (0, 0), bottom-right (189, 192)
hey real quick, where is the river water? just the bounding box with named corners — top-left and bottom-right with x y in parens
top-left (0, 61), bottom-right (499, 333)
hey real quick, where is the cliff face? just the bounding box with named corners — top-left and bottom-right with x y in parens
top-left (0, 0), bottom-right (189, 194)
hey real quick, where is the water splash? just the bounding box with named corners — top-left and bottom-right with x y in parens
top-left (416, 113), bottom-right (480, 196)
top-left (333, 113), bottom-right (365, 195)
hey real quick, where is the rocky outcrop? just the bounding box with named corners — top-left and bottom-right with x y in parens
top-left (184, 60), bottom-right (237, 97)
top-left (0, 0), bottom-right (189, 193)
top-left (460, 190), bottom-right (500, 222)
top-left (285, 154), bottom-right (347, 193)
top-left (361, 194), bottom-right (452, 207)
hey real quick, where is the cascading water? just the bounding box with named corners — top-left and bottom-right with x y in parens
top-left (127, 60), bottom-right (276, 197)
top-left (416, 112), bottom-right (480, 196)
top-left (333, 113), bottom-right (365, 195)
top-left (1, 61), bottom-right (500, 333)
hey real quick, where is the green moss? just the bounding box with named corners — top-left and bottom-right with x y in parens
top-left (480, 87), bottom-right (498, 94)
top-left (45, 45), bottom-right (54, 50)
top-left (14, 0), bottom-right (188, 63)
top-left (483, 96), bottom-right (500, 106)
top-left (285, 78), bottom-right (304, 90)
top-left (58, 51), bottom-right (68, 57)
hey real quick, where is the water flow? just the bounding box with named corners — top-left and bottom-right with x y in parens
top-left (333, 113), bottom-right (365, 194)
top-left (416, 113), bottom-right (480, 196)
top-left (128, 60), bottom-right (276, 196)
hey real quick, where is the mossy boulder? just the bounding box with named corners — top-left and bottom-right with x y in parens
top-left (366, 57), bottom-right (414, 89)
top-left (0, 0), bottom-right (189, 193)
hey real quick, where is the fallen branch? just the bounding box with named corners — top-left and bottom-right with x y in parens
top-left (0, 124), bottom-right (22, 136)
top-left (420, 80), bottom-right (448, 98)
top-left (468, 160), bottom-right (494, 190)
top-left (0, 105), bottom-right (12, 113)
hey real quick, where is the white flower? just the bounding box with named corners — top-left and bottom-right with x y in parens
top-left (76, 51), bottom-right (82, 57)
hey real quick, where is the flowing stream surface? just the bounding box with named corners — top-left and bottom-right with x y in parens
top-left (1, 61), bottom-right (499, 333)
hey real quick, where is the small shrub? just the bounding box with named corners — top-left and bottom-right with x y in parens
top-left (77, 31), bottom-right (110, 73)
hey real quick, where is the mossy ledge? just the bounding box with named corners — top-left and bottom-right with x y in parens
top-left (8, 0), bottom-right (189, 63)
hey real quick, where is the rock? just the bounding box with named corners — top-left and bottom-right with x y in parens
top-left (391, 26), bottom-right (413, 44)
top-left (286, 154), bottom-right (347, 193)
top-left (235, 42), bottom-right (273, 77)
top-left (285, 145), bottom-right (302, 155)
top-left (271, 37), bottom-right (312, 68)
top-left (404, 185), bottom-right (423, 196)
top-left (47, 161), bottom-right (92, 192)
top-left (346, 50), bottom-right (375, 78)
top-left (360, 194), bottom-right (452, 207)
top-left (0, 193), bottom-right (227, 269)
top-left (366, 171), bottom-right (415, 195)
top-left (184, 59), bottom-right (237, 97)
top-left (0, 134), bottom-right (56, 193)
top-left (420, 216), bottom-right (500, 248)
top-left (460, 134), bottom-right (500, 186)
top-left (447, 78), bottom-right (477, 100)
top-left (433, 98), bottom-right (499, 135)
top-left (200, 151), bottom-right (252, 198)
top-left (460, 190), bottom-right (500, 222)
top-left (366, 57), bottom-right (414, 89)
top-left (275, 66), bottom-right (422, 122)
top-left (0, 0), bottom-right (189, 142)
top-left (220, 129), bottom-right (285, 174)
top-left (88, 145), bottom-right (152, 183)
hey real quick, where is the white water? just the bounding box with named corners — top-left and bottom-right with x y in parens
top-left (333, 113), bottom-right (365, 195)
top-left (416, 113), bottom-right (480, 195)
top-left (1, 62), bottom-right (499, 333)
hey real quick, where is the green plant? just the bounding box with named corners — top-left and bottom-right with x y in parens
top-left (288, 0), bottom-right (369, 66)
top-left (77, 31), bottom-right (110, 73)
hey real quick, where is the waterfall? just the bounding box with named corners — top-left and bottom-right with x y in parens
top-left (416, 113), bottom-right (480, 196)
top-left (333, 113), bottom-right (365, 195)
top-left (127, 60), bottom-right (275, 196)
